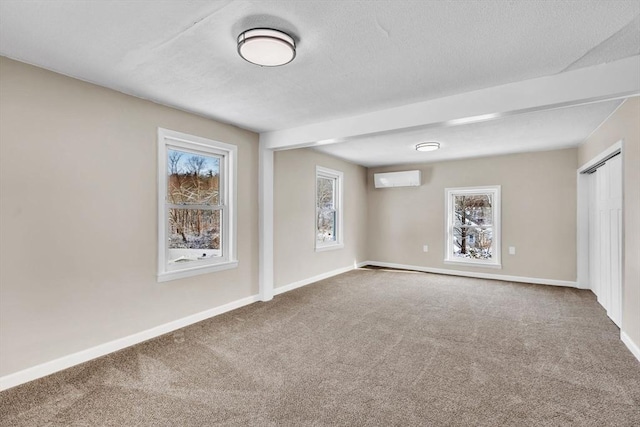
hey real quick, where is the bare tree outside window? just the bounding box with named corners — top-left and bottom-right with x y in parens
top-left (453, 195), bottom-right (493, 259)
top-left (316, 177), bottom-right (336, 242)
top-left (158, 128), bottom-right (238, 282)
top-left (445, 186), bottom-right (501, 267)
top-left (316, 166), bottom-right (343, 250)
top-left (167, 149), bottom-right (221, 254)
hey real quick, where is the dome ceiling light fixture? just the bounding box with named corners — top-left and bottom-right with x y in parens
top-left (415, 142), bottom-right (440, 152)
top-left (237, 28), bottom-right (296, 67)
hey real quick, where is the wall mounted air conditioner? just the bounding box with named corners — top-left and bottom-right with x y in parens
top-left (374, 170), bottom-right (421, 188)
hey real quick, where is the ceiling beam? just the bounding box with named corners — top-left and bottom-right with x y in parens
top-left (260, 55), bottom-right (640, 150)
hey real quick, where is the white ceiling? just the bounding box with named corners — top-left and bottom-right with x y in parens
top-left (1, 0), bottom-right (639, 166)
top-left (313, 100), bottom-right (623, 167)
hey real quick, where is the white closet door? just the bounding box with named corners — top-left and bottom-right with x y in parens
top-left (607, 155), bottom-right (623, 327)
top-left (596, 162), bottom-right (610, 313)
top-left (592, 155), bottom-right (622, 327)
top-left (588, 173), bottom-right (598, 297)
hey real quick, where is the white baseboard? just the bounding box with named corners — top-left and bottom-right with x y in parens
top-left (621, 331), bottom-right (640, 363)
top-left (0, 294), bottom-right (260, 391)
top-left (274, 261), bottom-right (368, 295)
top-left (363, 261), bottom-right (578, 288)
top-left (1, 261), bottom-right (372, 391)
top-left (0, 260), bottom-right (582, 391)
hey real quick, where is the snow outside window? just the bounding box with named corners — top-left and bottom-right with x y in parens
top-left (157, 128), bottom-right (237, 282)
top-left (316, 166), bottom-right (344, 251)
top-left (445, 186), bottom-right (501, 268)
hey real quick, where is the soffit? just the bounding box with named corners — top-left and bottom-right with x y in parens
top-left (312, 99), bottom-right (624, 167)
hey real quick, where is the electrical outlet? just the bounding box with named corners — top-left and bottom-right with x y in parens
top-left (509, 246), bottom-right (516, 255)
top-left (423, 245), bottom-right (429, 252)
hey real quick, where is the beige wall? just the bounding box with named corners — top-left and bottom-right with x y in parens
top-left (367, 149), bottom-right (578, 281)
top-left (578, 97), bottom-right (640, 350)
top-left (274, 149), bottom-right (368, 288)
top-left (0, 57), bottom-right (259, 376)
top-left (2, 53), bottom-right (634, 380)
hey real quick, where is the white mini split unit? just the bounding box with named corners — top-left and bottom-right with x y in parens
top-left (374, 170), bottom-right (421, 188)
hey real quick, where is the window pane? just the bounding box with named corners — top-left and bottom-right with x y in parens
top-left (317, 176), bottom-right (336, 243)
top-left (317, 177), bottom-right (334, 209)
top-left (167, 149), bottom-right (220, 205)
top-left (317, 208), bottom-right (336, 242)
top-left (454, 195), bottom-right (493, 226)
top-left (168, 208), bottom-right (221, 251)
top-left (452, 226), bottom-right (493, 259)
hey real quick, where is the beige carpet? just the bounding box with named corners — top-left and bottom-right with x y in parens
top-left (1, 268), bottom-right (639, 426)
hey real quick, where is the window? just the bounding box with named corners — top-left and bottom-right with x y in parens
top-left (445, 186), bottom-right (501, 268)
top-left (316, 166), bottom-right (344, 251)
top-left (157, 128), bottom-right (237, 282)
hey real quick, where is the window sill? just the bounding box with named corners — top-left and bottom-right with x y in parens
top-left (444, 259), bottom-right (502, 269)
top-left (315, 243), bottom-right (344, 252)
top-left (158, 260), bottom-right (238, 283)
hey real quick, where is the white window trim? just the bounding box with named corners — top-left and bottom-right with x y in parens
top-left (157, 128), bottom-right (238, 282)
top-left (444, 185), bottom-right (501, 269)
top-left (315, 166), bottom-right (344, 252)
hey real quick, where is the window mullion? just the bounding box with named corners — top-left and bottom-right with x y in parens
top-left (166, 204), bottom-right (221, 210)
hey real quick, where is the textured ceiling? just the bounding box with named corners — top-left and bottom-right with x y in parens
top-left (1, 0), bottom-right (638, 134)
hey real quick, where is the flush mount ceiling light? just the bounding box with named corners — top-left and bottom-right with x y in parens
top-left (415, 142), bottom-right (440, 152)
top-left (237, 28), bottom-right (296, 67)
